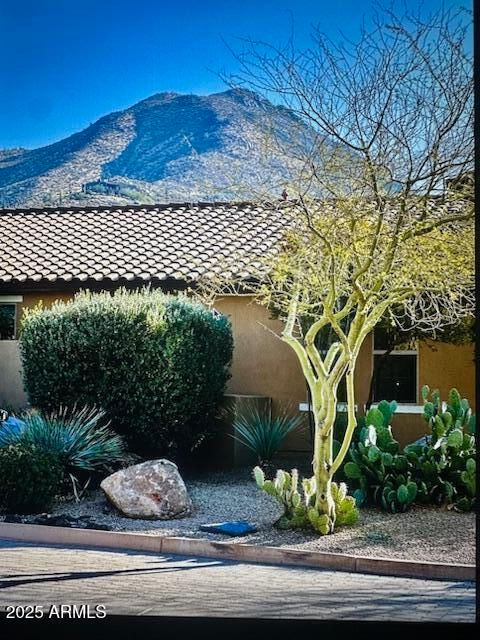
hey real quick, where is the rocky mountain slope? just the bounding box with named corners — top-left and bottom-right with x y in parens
top-left (0, 89), bottom-right (315, 208)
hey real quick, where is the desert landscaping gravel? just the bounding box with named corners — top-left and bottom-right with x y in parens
top-left (1, 467), bottom-right (475, 564)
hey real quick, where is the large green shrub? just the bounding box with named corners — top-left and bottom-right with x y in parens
top-left (0, 443), bottom-right (63, 514)
top-left (20, 289), bottom-right (233, 457)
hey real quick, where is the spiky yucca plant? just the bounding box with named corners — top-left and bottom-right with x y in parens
top-left (230, 403), bottom-right (304, 475)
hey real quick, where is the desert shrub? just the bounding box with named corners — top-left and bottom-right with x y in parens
top-left (0, 443), bottom-right (63, 514)
top-left (19, 288), bottom-right (233, 457)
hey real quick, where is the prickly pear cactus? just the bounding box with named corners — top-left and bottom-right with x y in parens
top-left (461, 458), bottom-right (476, 496)
top-left (422, 386), bottom-right (473, 441)
top-left (254, 466), bottom-right (308, 527)
top-left (331, 481), bottom-right (359, 526)
top-left (455, 458), bottom-right (476, 512)
top-left (343, 399), bottom-right (412, 512)
top-left (379, 477), bottom-right (418, 513)
top-left (406, 386), bottom-right (477, 510)
top-left (342, 399), bottom-right (426, 513)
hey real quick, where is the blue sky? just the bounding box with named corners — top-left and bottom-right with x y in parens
top-left (0, 0), bottom-right (471, 149)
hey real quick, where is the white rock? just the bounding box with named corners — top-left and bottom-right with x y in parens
top-left (100, 459), bottom-right (192, 519)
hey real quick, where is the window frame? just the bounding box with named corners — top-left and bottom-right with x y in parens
top-left (371, 328), bottom-right (419, 404)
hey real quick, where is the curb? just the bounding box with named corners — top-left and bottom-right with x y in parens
top-left (0, 522), bottom-right (475, 582)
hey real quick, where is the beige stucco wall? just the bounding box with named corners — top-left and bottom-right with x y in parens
top-left (1, 290), bottom-right (475, 451)
top-left (419, 340), bottom-right (475, 405)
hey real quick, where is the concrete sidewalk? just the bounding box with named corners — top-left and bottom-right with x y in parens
top-left (0, 540), bottom-right (475, 622)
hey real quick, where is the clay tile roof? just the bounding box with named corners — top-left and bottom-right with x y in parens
top-left (0, 202), bottom-right (288, 290)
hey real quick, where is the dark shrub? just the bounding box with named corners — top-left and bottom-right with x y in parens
top-left (20, 288), bottom-right (233, 457)
top-left (0, 443), bottom-right (63, 514)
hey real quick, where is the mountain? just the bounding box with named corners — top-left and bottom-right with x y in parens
top-left (0, 89), bottom-right (315, 208)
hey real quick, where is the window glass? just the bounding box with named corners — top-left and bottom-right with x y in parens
top-left (373, 353), bottom-right (417, 403)
top-left (0, 304), bottom-right (16, 339)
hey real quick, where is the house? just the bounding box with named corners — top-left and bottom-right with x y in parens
top-left (0, 203), bottom-right (475, 452)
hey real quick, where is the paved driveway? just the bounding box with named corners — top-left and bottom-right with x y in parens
top-left (0, 540), bottom-right (475, 622)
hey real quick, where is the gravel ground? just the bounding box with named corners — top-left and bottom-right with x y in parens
top-left (1, 467), bottom-right (475, 564)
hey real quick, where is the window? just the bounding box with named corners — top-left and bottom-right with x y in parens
top-left (0, 296), bottom-right (22, 340)
top-left (372, 326), bottom-right (418, 403)
top-left (0, 303), bottom-right (16, 340)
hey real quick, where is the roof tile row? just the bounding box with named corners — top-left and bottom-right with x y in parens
top-left (0, 203), bottom-right (287, 289)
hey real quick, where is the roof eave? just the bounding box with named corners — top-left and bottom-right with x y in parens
top-left (0, 275), bottom-right (190, 294)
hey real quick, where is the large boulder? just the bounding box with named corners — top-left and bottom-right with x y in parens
top-left (100, 459), bottom-right (192, 519)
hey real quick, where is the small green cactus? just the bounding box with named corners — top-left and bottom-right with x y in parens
top-left (307, 509), bottom-right (331, 535)
top-left (364, 408), bottom-right (384, 429)
top-left (378, 476), bottom-right (418, 513)
top-left (302, 476), bottom-right (316, 507)
top-left (344, 461), bottom-right (362, 479)
top-left (253, 466), bottom-right (265, 488)
top-left (422, 387), bottom-right (473, 440)
top-left (333, 483), bottom-right (359, 526)
top-left (253, 467), bottom-right (358, 535)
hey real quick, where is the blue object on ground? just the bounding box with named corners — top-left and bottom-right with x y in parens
top-left (199, 520), bottom-right (257, 536)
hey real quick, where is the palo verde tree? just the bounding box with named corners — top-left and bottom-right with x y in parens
top-left (198, 5), bottom-right (474, 534)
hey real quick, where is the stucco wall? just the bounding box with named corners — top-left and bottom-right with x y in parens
top-left (419, 340), bottom-right (475, 406)
top-left (0, 291), bottom-right (81, 411)
top-left (1, 289), bottom-right (475, 451)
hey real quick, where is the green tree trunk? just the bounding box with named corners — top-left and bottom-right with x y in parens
top-left (311, 383), bottom-right (338, 529)
top-left (309, 366), bottom-right (358, 530)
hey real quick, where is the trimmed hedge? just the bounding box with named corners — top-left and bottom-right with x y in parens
top-left (20, 288), bottom-right (233, 457)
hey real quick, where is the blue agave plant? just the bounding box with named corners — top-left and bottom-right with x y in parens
top-left (0, 405), bottom-right (128, 498)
